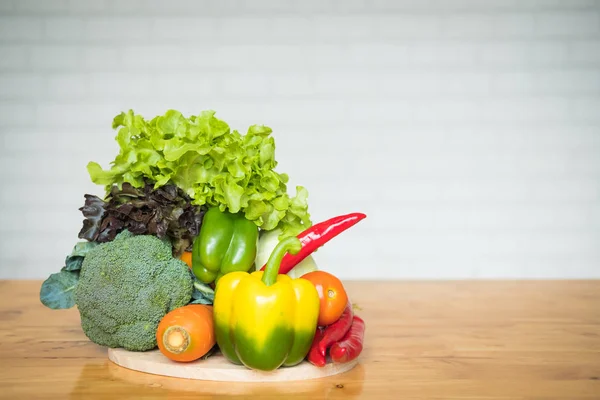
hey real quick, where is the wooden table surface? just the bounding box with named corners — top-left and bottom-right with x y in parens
top-left (1, 280), bottom-right (599, 399)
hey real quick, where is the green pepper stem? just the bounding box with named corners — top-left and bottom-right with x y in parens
top-left (262, 236), bottom-right (302, 286)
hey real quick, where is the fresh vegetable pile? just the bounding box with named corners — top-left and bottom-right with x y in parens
top-left (40, 109), bottom-right (367, 372)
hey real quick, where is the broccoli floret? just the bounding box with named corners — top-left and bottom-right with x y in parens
top-left (74, 230), bottom-right (193, 351)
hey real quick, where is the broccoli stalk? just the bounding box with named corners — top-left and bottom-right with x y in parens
top-left (74, 230), bottom-right (193, 351)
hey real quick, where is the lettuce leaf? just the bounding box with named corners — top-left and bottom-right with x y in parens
top-left (78, 181), bottom-right (206, 256)
top-left (87, 109), bottom-right (312, 237)
top-left (78, 194), bottom-right (106, 241)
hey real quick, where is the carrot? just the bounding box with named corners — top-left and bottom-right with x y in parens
top-left (156, 304), bottom-right (215, 362)
top-left (180, 251), bottom-right (193, 269)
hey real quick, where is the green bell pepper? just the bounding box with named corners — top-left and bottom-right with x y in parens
top-left (192, 207), bottom-right (259, 284)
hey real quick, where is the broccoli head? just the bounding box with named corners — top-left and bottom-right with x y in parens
top-left (74, 230), bottom-right (193, 351)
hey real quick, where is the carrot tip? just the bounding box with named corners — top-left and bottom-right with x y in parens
top-left (162, 326), bottom-right (190, 354)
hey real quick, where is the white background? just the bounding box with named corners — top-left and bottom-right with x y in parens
top-left (1, 0), bottom-right (599, 280)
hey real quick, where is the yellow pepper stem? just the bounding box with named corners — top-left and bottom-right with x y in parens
top-left (262, 236), bottom-right (302, 286)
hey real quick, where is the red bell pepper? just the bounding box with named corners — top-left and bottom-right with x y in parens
top-left (330, 315), bottom-right (365, 364)
top-left (318, 300), bottom-right (354, 357)
top-left (259, 212), bottom-right (367, 275)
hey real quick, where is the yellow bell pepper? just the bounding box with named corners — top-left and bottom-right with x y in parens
top-left (213, 236), bottom-right (320, 371)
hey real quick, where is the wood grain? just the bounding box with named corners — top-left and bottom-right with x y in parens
top-left (107, 348), bottom-right (358, 382)
top-left (0, 280), bottom-right (599, 399)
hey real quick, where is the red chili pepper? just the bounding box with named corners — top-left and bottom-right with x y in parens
top-left (318, 300), bottom-right (354, 357)
top-left (259, 212), bottom-right (367, 274)
top-left (329, 315), bottom-right (365, 364)
top-left (307, 327), bottom-right (326, 367)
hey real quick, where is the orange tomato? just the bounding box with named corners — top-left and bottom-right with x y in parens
top-left (180, 251), bottom-right (193, 269)
top-left (301, 271), bottom-right (348, 327)
top-left (156, 304), bottom-right (215, 362)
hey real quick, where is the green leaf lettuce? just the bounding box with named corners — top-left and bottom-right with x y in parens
top-left (87, 109), bottom-right (311, 237)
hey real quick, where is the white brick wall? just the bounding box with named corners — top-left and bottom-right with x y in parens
top-left (1, 0), bottom-right (599, 280)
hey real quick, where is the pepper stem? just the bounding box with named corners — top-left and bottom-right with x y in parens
top-left (262, 236), bottom-right (302, 286)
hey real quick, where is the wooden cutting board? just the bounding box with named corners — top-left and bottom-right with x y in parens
top-left (108, 348), bottom-right (358, 382)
